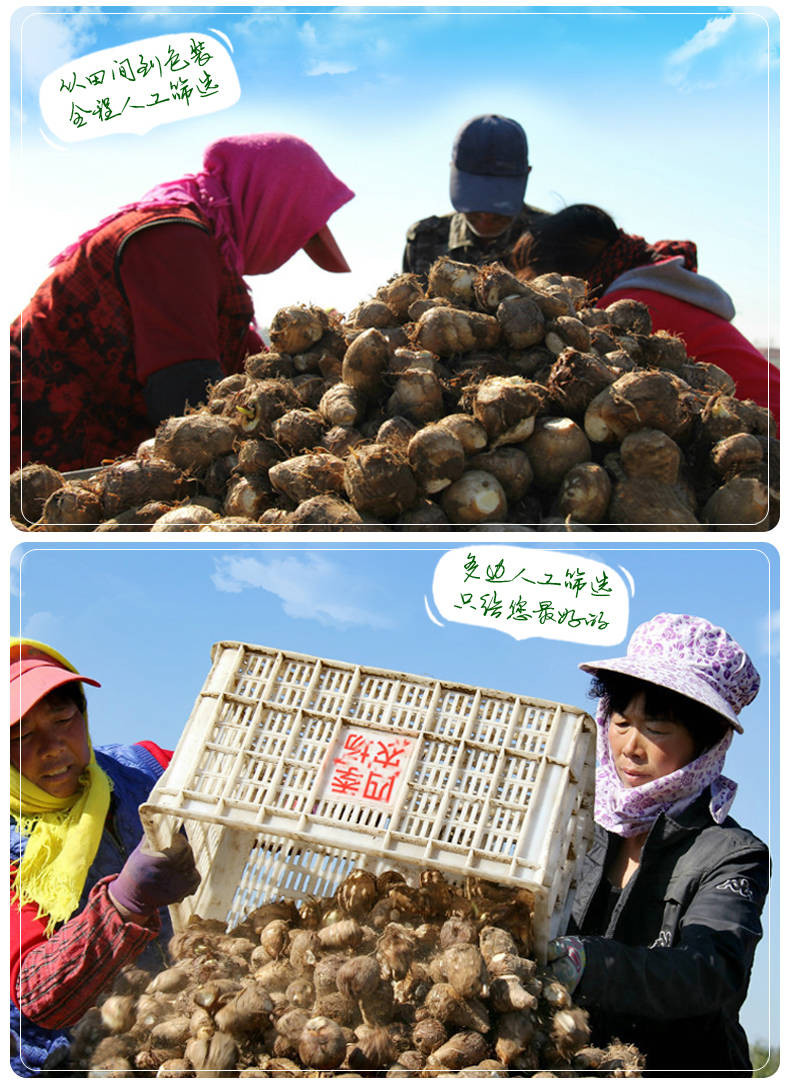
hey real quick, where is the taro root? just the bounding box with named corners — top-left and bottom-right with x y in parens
top-left (428, 257), bottom-right (477, 305)
top-left (710, 432), bottom-right (764, 478)
top-left (437, 413), bottom-right (488, 454)
top-left (699, 394), bottom-right (773, 444)
top-left (442, 471), bottom-right (507, 524)
top-left (185, 1031), bottom-right (238, 1077)
top-left (317, 919), bottom-right (364, 952)
top-left (269, 453), bottom-right (346, 505)
top-left (100, 995), bottom-right (135, 1034)
top-left (342, 328), bottom-right (390, 393)
top-left (390, 347), bottom-right (439, 374)
top-left (39, 483), bottom-right (102, 529)
top-left (414, 306), bottom-right (501, 356)
top-left (496, 296), bottom-right (545, 349)
top-left (640, 330), bottom-right (688, 371)
top-left (584, 370), bottom-right (691, 445)
top-left (232, 379), bottom-right (300, 438)
top-left (376, 273), bottom-right (425, 321)
top-left (522, 417), bottom-right (591, 490)
top-left (236, 438), bottom-right (280, 477)
top-left (527, 274), bottom-right (575, 317)
top-left (221, 475), bottom-right (272, 519)
top-left (271, 409), bottom-right (325, 453)
top-left (347, 1026), bottom-right (397, 1069)
top-left (298, 1016), bottom-right (347, 1069)
top-left (387, 368), bottom-right (445, 424)
top-left (154, 413), bottom-right (237, 471)
top-left (208, 372), bottom-right (248, 410)
top-left (428, 1031), bottom-right (490, 1070)
top-left (704, 477), bottom-right (770, 530)
top-left (442, 944), bottom-right (486, 998)
top-left (488, 973), bottom-right (538, 1012)
top-left (424, 983), bottom-right (490, 1034)
top-left (610, 478), bottom-right (700, 531)
top-left (474, 261), bottom-right (534, 311)
top-left (377, 416), bottom-right (419, 450)
top-left (547, 349), bottom-right (617, 419)
top-left (493, 1009), bottom-right (534, 1066)
top-left (468, 447), bottom-right (533, 504)
top-left (288, 495), bottom-right (364, 528)
top-left (150, 505), bottom-right (219, 531)
top-left (680, 361), bottom-right (736, 396)
top-left (408, 425), bottom-right (465, 494)
top-left (344, 445), bottom-right (418, 519)
top-left (396, 499), bottom-right (451, 530)
top-left (244, 352), bottom-right (295, 380)
top-left (318, 382), bottom-right (366, 428)
top-left (544, 315), bottom-right (591, 355)
top-left (204, 453), bottom-right (240, 498)
top-left (619, 428), bottom-right (682, 484)
top-left (412, 1018), bottom-right (448, 1055)
top-left (555, 463), bottom-right (612, 524)
top-left (551, 1008), bottom-right (591, 1060)
top-left (322, 424), bottom-right (364, 456)
top-left (10, 463), bottom-right (64, 524)
top-left (336, 870), bottom-right (380, 918)
top-left (349, 298), bottom-right (396, 329)
top-left (269, 305), bottom-right (327, 354)
top-left (473, 376), bottom-right (543, 447)
top-left (603, 298), bottom-right (652, 335)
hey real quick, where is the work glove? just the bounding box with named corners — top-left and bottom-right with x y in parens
top-left (108, 833), bottom-right (201, 918)
top-left (546, 935), bottom-right (587, 995)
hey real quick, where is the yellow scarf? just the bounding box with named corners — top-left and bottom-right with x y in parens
top-left (10, 638), bottom-right (112, 936)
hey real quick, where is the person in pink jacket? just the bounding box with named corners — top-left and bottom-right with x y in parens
top-left (511, 204), bottom-right (778, 428)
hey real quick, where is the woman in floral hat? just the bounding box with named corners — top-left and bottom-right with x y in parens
top-left (10, 639), bottom-right (200, 1076)
top-left (547, 613), bottom-right (769, 1075)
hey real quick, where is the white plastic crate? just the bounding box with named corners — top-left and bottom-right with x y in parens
top-left (140, 641), bottom-right (596, 961)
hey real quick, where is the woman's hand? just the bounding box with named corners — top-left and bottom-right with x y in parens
top-left (108, 834), bottom-right (201, 921)
top-left (546, 935), bottom-right (587, 994)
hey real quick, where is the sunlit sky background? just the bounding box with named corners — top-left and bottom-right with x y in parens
top-left (11, 540), bottom-right (779, 1049)
top-left (9, 6), bottom-right (779, 349)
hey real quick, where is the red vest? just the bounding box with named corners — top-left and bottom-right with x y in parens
top-left (11, 206), bottom-right (254, 472)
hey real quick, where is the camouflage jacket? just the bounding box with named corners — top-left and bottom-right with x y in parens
top-left (402, 203), bottom-right (546, 279)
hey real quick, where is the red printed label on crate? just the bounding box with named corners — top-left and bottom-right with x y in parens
top-left (318, 726), bottom-right (417, 809)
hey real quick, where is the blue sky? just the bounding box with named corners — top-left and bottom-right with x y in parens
top-left (10, 539), bottom-right (779, 1048)
top-left (9, 6), bottom-right (779, 348)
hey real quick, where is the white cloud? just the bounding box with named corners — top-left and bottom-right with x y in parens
top-left (305, 60), bottom-right (356, 77)
top-left (664, 14), bottom-right (770, 91)
top-left (211, 554), bottom-right (394, 629)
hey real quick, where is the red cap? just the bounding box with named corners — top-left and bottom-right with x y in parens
top-left (10, 657), bottom-right (100, 727)
top-left (302, 224), bottom-right (351, 273)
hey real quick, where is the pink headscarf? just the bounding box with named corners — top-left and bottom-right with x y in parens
top-left (51, 133), bottom-right (355, 275)
top-left (593, 701), bottom-right (737, 838)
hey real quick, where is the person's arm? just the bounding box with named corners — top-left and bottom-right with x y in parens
top-left (11, 872), bottom-right (159, 1028)
top-left (118, 222), bottom-right (226, 424)
top-left (574, 842), bottom-right (769, 1022)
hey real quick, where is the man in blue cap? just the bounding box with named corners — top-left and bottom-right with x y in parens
top-left (402, 114), bottom-right (545, 278)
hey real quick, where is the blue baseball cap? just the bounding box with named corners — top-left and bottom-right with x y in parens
top-left (450, 114), bottom-right (530, 217)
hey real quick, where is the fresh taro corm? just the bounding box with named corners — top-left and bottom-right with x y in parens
top-left (13, 261), bottom-right (777, 532)
top-left (68, 867), bottom-right (646, 1077)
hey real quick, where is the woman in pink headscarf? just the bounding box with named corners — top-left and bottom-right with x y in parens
top-left (10, 134), bottom-right (354, 473)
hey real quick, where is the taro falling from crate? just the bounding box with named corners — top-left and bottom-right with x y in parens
top-left (139, 642), bottom-right (596, 960)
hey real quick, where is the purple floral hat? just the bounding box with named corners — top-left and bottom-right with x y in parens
top-left (579, 613), bottom-right (760, 734)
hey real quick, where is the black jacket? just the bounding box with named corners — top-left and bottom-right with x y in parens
top-left (569, 790), bottom-right (769, 1076)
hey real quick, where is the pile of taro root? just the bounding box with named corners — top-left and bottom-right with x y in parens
top-left (11, 259), bottom-right (778, 531)
top-left (68, 868), bottom-right (644, 1077)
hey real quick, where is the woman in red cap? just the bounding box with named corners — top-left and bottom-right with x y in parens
top-left (10, 639), bottom-right (200, 1076)
top-left (10, 133), bottom-right (355, 473)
